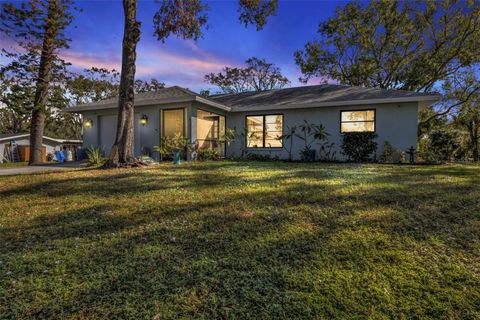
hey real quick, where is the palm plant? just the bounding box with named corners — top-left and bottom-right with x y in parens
top-left (279, 125), bottom-right (297, 161)
top-left (295, 120), bottom-right (328, 161)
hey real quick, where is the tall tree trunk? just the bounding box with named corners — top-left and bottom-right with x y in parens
top-left (106, 0), bottom-right (141, 167)
top-left (29, 0), bottom-right (59, 165)
top-left (470, 119), bottom-right (479, 162)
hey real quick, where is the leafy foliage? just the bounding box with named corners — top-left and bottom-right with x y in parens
top-left (153, 133), bottom-right (191, 160)
top-left (153, 0), bottom-right (208, 42)
top-left (341, 132), bottom-right (378, 162)
top-left (318, 141), bottom-right (337, 162)
top-left (295, 0), bottom-right (480, 92)
top-left (279, 125), bottom-right (297, 161)
top-left (295, 120), bottom-right (328, 162)
top-left (379, 141), bottom-right (405, 164)
top-left (86, 147), bottom-right (106, 166)
top-left (238, 0), bottom-right (278, 30)
top-left (0, 0), bottom-right (76, 164)
top-left (196, 148), bottom-right (220, 161)
top-left (205, 57), bottom-right (289, 94)
top-left (417, 129), bottom-right (464, 163)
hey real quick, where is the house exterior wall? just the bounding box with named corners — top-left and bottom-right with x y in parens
top-left (81, 102), bottom-right (193, 159)
top-left (225, 102), bottom-right (419, 160)
top-left (79, 101), bottom-right (419, 161)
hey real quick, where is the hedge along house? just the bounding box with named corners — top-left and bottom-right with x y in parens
top-left (67, 84), bottom-right (440, 161)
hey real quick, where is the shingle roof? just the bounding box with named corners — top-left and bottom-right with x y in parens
top-left (68, 84), bottom-right (440, 113)
top-left (211, 84), bottom-right (441, 112)
top-left (72, 86), bottom-right (195, 108)
top-left (68, 86), bottom-right (230, 112)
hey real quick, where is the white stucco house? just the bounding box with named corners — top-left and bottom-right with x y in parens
top-left (67, 84), bottom-right (440, 161)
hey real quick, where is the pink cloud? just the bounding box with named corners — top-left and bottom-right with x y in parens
top-left (61, 50), bottom-right (121, 71)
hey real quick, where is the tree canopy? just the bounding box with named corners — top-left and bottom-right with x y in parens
top-left (204, 57), bottom-right (290, 94)
top-left (294, 0), bottom-right (480, 92)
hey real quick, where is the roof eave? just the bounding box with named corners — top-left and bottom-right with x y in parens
top-left (230, 95), bottom-right (441, 112)
top-left (66, 96), bottom-right (231, 113)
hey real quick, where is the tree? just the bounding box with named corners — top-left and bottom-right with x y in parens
top-left (204, 57), bottom-right (290, 93)
top-left (107, 0), bottom-right (278, 167)
top-left (0, 0), bottom-right (74, 164)
top-left (295, 0), bottom-right (480, 92)
top-left (0, 57), bottom-right (35, 133)
top-left (0, 43), bottom-right (73, 138)
top-left (443, 68), bottom-right (480, 161)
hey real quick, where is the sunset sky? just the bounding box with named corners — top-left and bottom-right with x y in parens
top-left (1, 0), bottom-right (347, 92)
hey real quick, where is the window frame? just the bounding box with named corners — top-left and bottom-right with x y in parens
top-left (340, 109), bottom-right (376, 133)
top-left (245, 113), bottom-right (284, 149)
top-left (162, 108), bottom-right (186, 138)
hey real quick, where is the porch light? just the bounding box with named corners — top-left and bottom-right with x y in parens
top-left (140, 114), bottom-right (148, 126)
top-left (84, 118), bottom-right (93, 128)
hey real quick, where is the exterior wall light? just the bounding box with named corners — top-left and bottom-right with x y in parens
top-left (84, 118), bottom-right (93, 128)
top-left (140, 114), bottom-right (148, 126)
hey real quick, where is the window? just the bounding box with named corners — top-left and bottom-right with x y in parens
top-left (196, 109), bottom-right (226, 157)
top-left (246, 114), bottom-right (283, 148)
top-left (163, 109), bottom-right (184, 138)
top-left (340, 110), bottom-right (375, 133)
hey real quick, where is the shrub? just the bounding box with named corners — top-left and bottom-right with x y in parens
top-left (86, 147), bottom-right (106, 166)
top-left (318, 142), bottom-right (337, 162)
top-left (299, 146), bottom-right (316, 162)
top-left (197, 148), bottom-right (220, 161)
top-left (417, 129), bottom-right (463, 163)
top-left (153, 133), bottom-right (191, 160)
top-left (379, 141), bottom-right (395, 163)
top-left (341, 132), bottom-right (378, 162)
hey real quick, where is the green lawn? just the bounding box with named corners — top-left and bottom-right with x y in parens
top-left (0, 161), bottom-right (28, 168)
top-left (0, 161), bottom-right (479, 319)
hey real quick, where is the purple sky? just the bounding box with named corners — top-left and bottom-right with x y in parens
top-left (1, 0), bottom-right (347, 92)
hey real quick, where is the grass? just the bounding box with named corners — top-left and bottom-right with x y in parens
top-left (0, 161), bottom-right (479, 319)
top-left (0, 161), bottom-right (28, 167)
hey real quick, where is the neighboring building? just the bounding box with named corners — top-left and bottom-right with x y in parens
top-left (0, 133), bottom-right (82, 162)
top-left (67, 84), bottom-right (440, 161)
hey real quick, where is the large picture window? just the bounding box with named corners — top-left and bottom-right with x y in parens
top-left (163, 109), bottom-right (184, 138)
top-left (340, 110), bottom-right (375, 133)
top-left (246, 114), bottom-right (283, 148)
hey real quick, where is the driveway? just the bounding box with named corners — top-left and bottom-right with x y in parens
top-left (0, 161), bottom-right (88, 176)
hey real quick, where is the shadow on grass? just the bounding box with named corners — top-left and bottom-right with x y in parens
top-left (1, 162), bottom-right (479, 318)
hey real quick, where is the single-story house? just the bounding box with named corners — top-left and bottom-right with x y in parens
top-left (0, 133), bottom-right (82, 162)
top-left (67, 84), bottom-right (441, 161)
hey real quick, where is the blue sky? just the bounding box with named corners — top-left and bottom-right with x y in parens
top-left (2, 0), bottom-right (348, 92)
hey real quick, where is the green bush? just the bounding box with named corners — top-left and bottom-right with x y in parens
top-left (341, 132), bottom-right (378, 162)
top-left (379, 141), bottom-right (395, 163)
top-left (417, 129), bottom-right (463, 163)
top-left (153, 133), bottom-right (191, 160)
top-left (197, 148), bottom-right (220, 161)
top-left (86, 147), bottom-right (106, 166)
